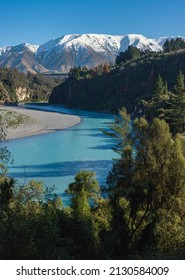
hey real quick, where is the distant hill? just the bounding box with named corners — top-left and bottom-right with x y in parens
top-left (49, 50), bottom-right (185, 113)
top-left (0, 33), bottom-right (183, 74)
top-left (0, 67), bottom-right (61, 103)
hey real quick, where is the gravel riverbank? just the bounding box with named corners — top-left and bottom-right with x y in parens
top-left (0, 105), bottom-right (81, 140)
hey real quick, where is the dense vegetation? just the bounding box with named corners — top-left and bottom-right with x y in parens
top-left (115, 45), bottom-right (145, 64)
top-left (1, 44), bottom-right (185, 260)
top-left (49, 49), bottom-right (185, 113)
top-left (0, 67), bottom-right (61, 103)
top-left (1, 102), bottom-right (185, 259)
top-left (163, 37), bottom-right (185, 52)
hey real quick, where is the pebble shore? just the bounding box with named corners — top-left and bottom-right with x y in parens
top-left (0, 106), bottom-right (81, 140)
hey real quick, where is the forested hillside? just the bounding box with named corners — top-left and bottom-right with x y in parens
top-left (0, 68), bottom-right (61, 103)
top-left (49, 50), bottom-right (185, 113)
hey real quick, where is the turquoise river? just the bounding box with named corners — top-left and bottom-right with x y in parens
top-left (7, 104), bottom-right (116, 205)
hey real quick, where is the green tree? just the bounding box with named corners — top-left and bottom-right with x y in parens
top-left (146, 75), bottom-right (169, 120)
top-left (105, 108), bottom-right (185, 258)
top-left (0, 113), bottom-right (11, 176)
top-left (116, 46), bottom-right (141, 64)
top-left (153, 75), bottom-right (166, 102)
top-left (0, 82), bottom-right (10, 103)
top-left (66, 171), bottom-right (102, 259)
top-left (163, 39), bottom-right (171, 52)
top-left (67, 170), bottom-right (100, 217)
top-left (163, 38), bottom-right (185, 52)
top-left (168, 71), bottom-right (185, 133)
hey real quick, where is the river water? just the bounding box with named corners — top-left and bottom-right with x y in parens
top-left (7, 104), bottom-right (116, 205)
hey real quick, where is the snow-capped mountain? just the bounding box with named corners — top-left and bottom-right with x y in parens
top-left (0, 42), bottom-right (46, 73)
top-left (0, 34), bottom-right (183, 74)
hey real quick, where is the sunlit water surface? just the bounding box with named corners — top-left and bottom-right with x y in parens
top-left (7, 104), bottom-right (116, 205)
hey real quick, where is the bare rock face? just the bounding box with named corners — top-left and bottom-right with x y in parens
top-left (15, 86), bottom-right (30, 101)
top-left (0, 34), bottom-right (182, 74)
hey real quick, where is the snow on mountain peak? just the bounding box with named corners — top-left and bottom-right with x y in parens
top-left (0, 43), bottom-right (39, 55)
top-left (155, 36), bottom-right (185, 47)
top-left (0, 33), bottom-right (184, 74)
top-left (0, 46), bottom-right (9, 55)
top-left (23, 43), bottom-right (39, 53)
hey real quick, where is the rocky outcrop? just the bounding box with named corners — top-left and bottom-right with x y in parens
top-left (15, 86), bottom-right (30, 101)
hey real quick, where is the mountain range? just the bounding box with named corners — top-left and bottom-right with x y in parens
top-left (0, 34), bottom-right (183, 74)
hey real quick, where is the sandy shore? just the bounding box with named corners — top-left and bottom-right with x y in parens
top-left (0, 106), bottom-right (81, 140)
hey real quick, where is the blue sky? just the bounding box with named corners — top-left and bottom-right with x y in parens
top-left (1, 0), bottom-right (185, 46)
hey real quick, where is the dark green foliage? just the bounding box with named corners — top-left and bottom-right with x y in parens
top-left (142, 71), bottom-right (185, 134)
top-left (64, 171), bottom-right (103, 259)
top-left (0, 177), bottom-right (73, 259)
top-left (116, 46), bottom-right (143, 64)
top-left (69, 65), bottom-right (110, 81)
top-left (163, 38), bottom-right (185, 53)
top-left (143, 75), bottom-right (170, 121)
top-left (66, 170), bottom-right (100, 217)
top-left (153, 75), bottom-right (166, 100)
top-left (0, 171), bottom-right (108, 260)
top-left (167, 71), bottom-right (185, 133)
top-left (49, 50), bottom-right (185, 113)
top-left (0, 177), bottom-right (14, 206)
top-left (0, 115), bottom-right (12, 176)
top-left (104, 109), bottom-right (185, 259)
top-left (1, 108), bottom-right (185, 259)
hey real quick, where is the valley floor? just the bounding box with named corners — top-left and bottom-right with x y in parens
top-left (0, 105), bottom-right (81, 140)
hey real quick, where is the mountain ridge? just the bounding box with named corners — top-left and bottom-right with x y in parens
top-left (0, 33), bottom-right (184, 74)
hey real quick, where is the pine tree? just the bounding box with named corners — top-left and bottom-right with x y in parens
top-left (163, 39), bottom-right (171, 52)
top-left (153, 75), bottom-right (165, 103)
top-left (168, 71), bottom-right (185, 133)
top-left (163, 37), bottom-right (185, 52)
top-left (146, 76), bottom-right (169, 120)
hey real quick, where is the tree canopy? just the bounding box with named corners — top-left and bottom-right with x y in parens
top-left (163, 37), bottom-right (185, 53)
top-left (116, 46), bottom-right (143, 64)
